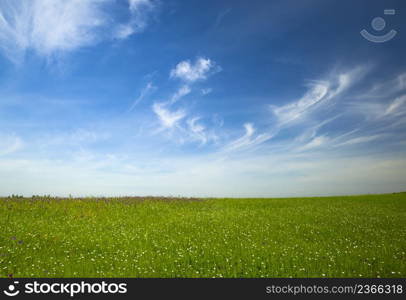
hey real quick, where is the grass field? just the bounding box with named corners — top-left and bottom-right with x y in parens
top-left (0, 193), bottom-right (405, 278)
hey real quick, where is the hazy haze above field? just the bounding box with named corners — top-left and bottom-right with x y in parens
top-left (0, 0), bottom-right (405, 197)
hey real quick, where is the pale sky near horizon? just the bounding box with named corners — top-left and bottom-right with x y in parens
top-left (0, 0), bottom-right (405, 197)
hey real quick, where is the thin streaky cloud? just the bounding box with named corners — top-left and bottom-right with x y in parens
top-left (170, 85), bottom-right (191, 104)
top-left (335, 134), bottom-right (385, 147)
top-left (114, 0), bottom-right (157, 40)
top-left (271, 67), bottom-right (366, 127)
top-left (213, 8), bottom-right (232, 28)
top-left (223, 123), bottom-right (274, 152)
top-left (353, 72), bottom-right (406, 100)
top-left (0, 134), bottom-right (24, 156)
top-left (296, 135), bottom-right (329, 151)
top-left (129, 82), bottom-right (156, 111)
top-left (271, 81), bottom-right (329, 125)
top-left (201, 88), bottom-right (213, 95)
top-left (385, 95), bottom-right (406, 116)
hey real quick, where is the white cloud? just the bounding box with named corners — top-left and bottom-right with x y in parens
top-left (0, 0), bottom-right (112, 62)
top-left (114, 0), bottom-right (156, 40)
top-left (129, 0), bottom-right (152, 12)
top-left (385, 95), bottom-right (406, 116)
top-left (201, 88), bottom-right (213, 95)
top-left (272, 81), bottom-right (329, 125)
top-left (271, 68), bottom-right (363, 126)
top-left (148, 56), bottom-right (221, 143)
top-left (345, 93), bottom-right (406, 122)
top-left (357, 72), bottom-right (406, 100)
top-left (151, 56), bottom-right (220, 141)
top-left (0, 134), bottom-right (24, 155)
top-left (170, 85), bottom-right (191, 104)
top-left (335, 134), bottom-right (383, 147)
top-left (297, 135), bottom-right (329, 151)
top-left (186, 117), bottom-right (218, 145)
top-left (398, 73), bottom-right (406, 91)
top-left (0, 0), bottom-right (157, 62)
top-left (114, 24), bottom-right (136, 40)
top-left (129, 82), bottom-right (156, 111)
top-left (214, 8), bottom-right (232, 28)
top-left (152, 102), bottom-right (186, 128)
top-left (187, 117), bottom-right (205, 134)
top-left (223, 123), bottom-right (273, 152)
top-left (215, 67), bottom-right (368, 154)
top-left (170, 57), bottom-right (218, 82)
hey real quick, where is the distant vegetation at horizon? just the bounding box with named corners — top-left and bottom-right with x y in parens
top-left (3, 191), bottom-right (406, 199)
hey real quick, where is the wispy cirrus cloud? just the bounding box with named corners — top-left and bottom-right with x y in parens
top-left (296, 135), bottom-right (329, 151)
top-left (114, 0), bottom-right (157, 40)
top-left (0, 0), bottom-right (157, 63)
top-left (0, 0), bottom-right (111, 62)
top-left (385, 95), bottom-right (406, 116)
top-left (129, 82), bottom-right (156, 111)
top-left (201, 88), bottom-right (213, 95)
top-left (186, 117), bottom-right (218, 145)
top-left (41, 129), bottom-right (111, 147)
top-left (282, 71), bottom-right (406, 154)
top-left (152, 102), bottom-right (186, 129)
top-left (170, 85), bottom-right (191, 104)
top-left (150, 66), bottom-right (374, 154)
top-left (219, 65), bottom-right (401, 156)
top-left (271, 81), bottom-right (329, 125)
top-left (344, 90), bottom-right (406, 123)
top-left (270, 68), bottom-right (364, 126)
top-left (213, 8), bottom-right (232, 29)
top-left (334, 134), bottom-right (384, 147)
top-left (355, 72), bottom-right (406, 100)
top-left (220, 68), bottom-right (365, 154)
top-left (223, 123), bottom-right (274, 152)
top-left (0, 133), bottom-right (23, 156)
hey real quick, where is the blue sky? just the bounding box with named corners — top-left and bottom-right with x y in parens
top-left (0, 0), bottom-right (405, 197)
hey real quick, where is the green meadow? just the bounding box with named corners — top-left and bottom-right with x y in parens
top-left (0, 193), bottom-right (405, 278)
